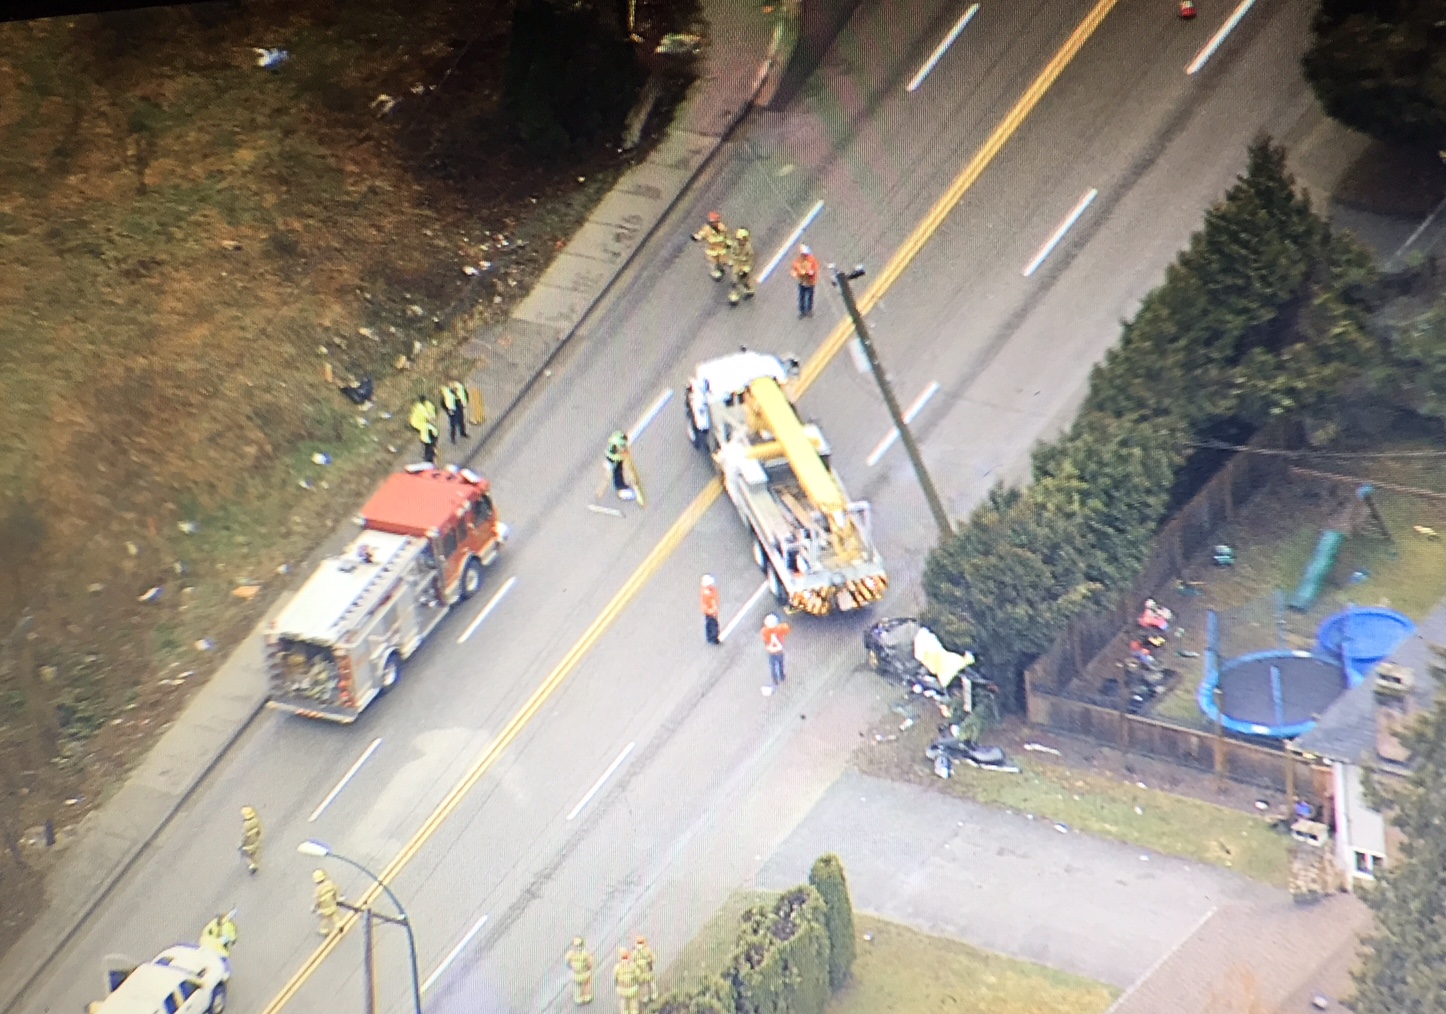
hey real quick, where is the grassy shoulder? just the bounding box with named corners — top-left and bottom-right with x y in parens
top-left (0, 0), bottom-right (700, 960)
top-left (855, 718), bottom-right (1291, 888)
top-left (661, 892), bottom-right (1116, 1014)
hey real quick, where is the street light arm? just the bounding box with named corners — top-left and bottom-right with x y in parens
top-left (312, 848), bottom-right (423, 1014)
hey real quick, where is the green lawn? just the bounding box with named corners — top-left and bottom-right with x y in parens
top-left (661, 892), bottom-right (1117, 1014)
top-left (938, 756), bottom-right (1290, 887)
top-left (830, 915), bottom-right (1116, 1014)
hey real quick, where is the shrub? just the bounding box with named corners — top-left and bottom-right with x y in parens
top-left (808, 853), bottom-right (856, 990)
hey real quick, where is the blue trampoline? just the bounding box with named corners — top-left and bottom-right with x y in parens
top-left (1316, 606), bottom-right (1415, 686)
top-left (1199, 611), bottom-right (1349, 739)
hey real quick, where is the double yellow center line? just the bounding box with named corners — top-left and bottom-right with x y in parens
top-left (262, 0), bottom-right (1120, 1006)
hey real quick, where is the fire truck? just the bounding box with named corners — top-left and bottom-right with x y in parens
top-left (684, 349), bottom-right (887, 616)
top-left (265, 463), bottom-right (507, 722)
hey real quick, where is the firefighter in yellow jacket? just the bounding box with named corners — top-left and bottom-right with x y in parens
top-left (613, 948), bottom-right (640, 1014)
top-left (313, 869), bottom-right (342, 936)
top-left (728, 227), bottom-right (756, 306)
top-left (632, 936), bottom-right (658, 1002)
top-left (566, 937), bottom-right (595, 1005)
top-left (239, 806), bottom-right (262, 873)
top-left (691, 210), bottom-right (732, 280)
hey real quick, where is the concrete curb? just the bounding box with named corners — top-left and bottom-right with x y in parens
top-left (0, 24), bottom-right (778, 1014)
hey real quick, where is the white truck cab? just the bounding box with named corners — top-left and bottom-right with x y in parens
top-left (685, 348), bottom-right (800, 451)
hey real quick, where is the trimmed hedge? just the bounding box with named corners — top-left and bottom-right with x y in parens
top-left (809, 854), bottom-right (856, 990)
top-left (664, 857), bottom-right (859, 1014)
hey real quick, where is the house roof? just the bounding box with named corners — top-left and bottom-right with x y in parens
top-left (1292, 601), bottom-right (1444, 766)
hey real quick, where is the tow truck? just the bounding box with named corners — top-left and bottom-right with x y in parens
top-left (265, 463), bottom-right (507, 721)
top-left (684, 349), bottom-right (887, 615)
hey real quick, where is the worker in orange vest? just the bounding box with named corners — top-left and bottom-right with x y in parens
top-left (761, 613), bottom-right (791, 695)
top-left (790, 244), bottom-right (819, 318)
top-left (701, 574), bottom-right (721, 644)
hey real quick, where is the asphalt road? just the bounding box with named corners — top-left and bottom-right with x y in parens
top-left (24, 0), bottom-right (1347, 1011)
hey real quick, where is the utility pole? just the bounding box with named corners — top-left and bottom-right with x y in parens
top-left (832, 265), bottom-right (953, 540)
top-left (362, 907), bottom-right (376, 1014)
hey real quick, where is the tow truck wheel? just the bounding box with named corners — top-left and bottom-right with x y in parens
top-left (379, 652), bottom-right (402, 693)
top-left (209, 982), bottom-right (227, 1014)
top-left (459, 557), bottom-right (484, 600)
top-left (767, 565), bottom-right (787, 604)
top-left (752, 537), bottom-right (767, 573)
top-left (685, 401), bottom-right (706, 451)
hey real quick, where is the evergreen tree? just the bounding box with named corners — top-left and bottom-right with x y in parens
top-left (1030, 413), bottom-right (1183, 590)
top-left (923, 485), bottom-right (1101, 699)
top-left (1303, 0), bottom-right (1446, 150)
top-left (1383, 296), bottom-right (1446, 422)
top-left (808, 853), bottom-right (856, 990)
top-left (1350, 673), bottom-right (1446, 1012)
top-left (924, 137), bottom-right (1382, 703)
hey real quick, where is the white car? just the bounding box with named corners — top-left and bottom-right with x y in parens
top-left (90, 942), bottom-right (230, 1014)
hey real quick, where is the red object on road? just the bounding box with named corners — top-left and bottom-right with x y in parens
top-left (1179, 0), bottom-right (1197, 18)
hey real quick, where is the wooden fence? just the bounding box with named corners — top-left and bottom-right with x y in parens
top-left (1027, 692), bottom-right (1331, 803)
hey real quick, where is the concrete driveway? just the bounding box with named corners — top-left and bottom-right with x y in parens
top-left (757, 771), bottom-right (1274, 989)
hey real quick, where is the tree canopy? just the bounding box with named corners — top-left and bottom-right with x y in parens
top-left (1303, 0), bottom-right (1446, 151)
top-left (1350, 673), bottom-right (1446, 1012)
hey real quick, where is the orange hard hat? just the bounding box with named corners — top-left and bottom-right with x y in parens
top-left (708, 211), bottom-right (721, 224)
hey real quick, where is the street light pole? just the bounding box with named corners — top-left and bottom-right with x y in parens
top-left (831, 265), bottom-right (954, 540)
top-left (300, 841), bottom-right (422, 1014)
top-left (362, 907), bottom-right (377, 1014)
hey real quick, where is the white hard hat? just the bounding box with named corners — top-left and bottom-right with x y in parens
top-left (765, 614), bottom-right (779, 626)
top-left (701, 574), bottom-right (715, 586)
top-left (799, 244), bottom-right (810, 255)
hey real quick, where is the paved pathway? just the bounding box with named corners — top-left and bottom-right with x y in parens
top-left (757, 771), bottom-right (1272, 990)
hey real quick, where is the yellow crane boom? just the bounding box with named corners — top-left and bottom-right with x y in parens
top-left (746, 377), bottom-right (847, 515)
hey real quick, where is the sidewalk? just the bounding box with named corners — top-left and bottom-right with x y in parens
top-left (0, 6), bottom-right (779, 1009)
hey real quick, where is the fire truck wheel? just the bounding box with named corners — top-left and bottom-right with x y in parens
top-left (752, 537), bottom-right (767, 573)
top-left (379, 652), bottom-right (402, 692)
top-left (209, 982), bottom-right (228, 1014)
top-left (459, 557), bottom-right (484, 600)
top-left (767, 565), bottom-right (787, 604)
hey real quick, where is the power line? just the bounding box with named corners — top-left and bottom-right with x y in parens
top-left (1187, 440), bottom-right (1446, 459)
top-left (1286, 466), bottom-right (1446, 503)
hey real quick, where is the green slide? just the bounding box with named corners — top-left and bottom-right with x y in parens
top-left (1289, 529), bottom-right (1344, 612)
